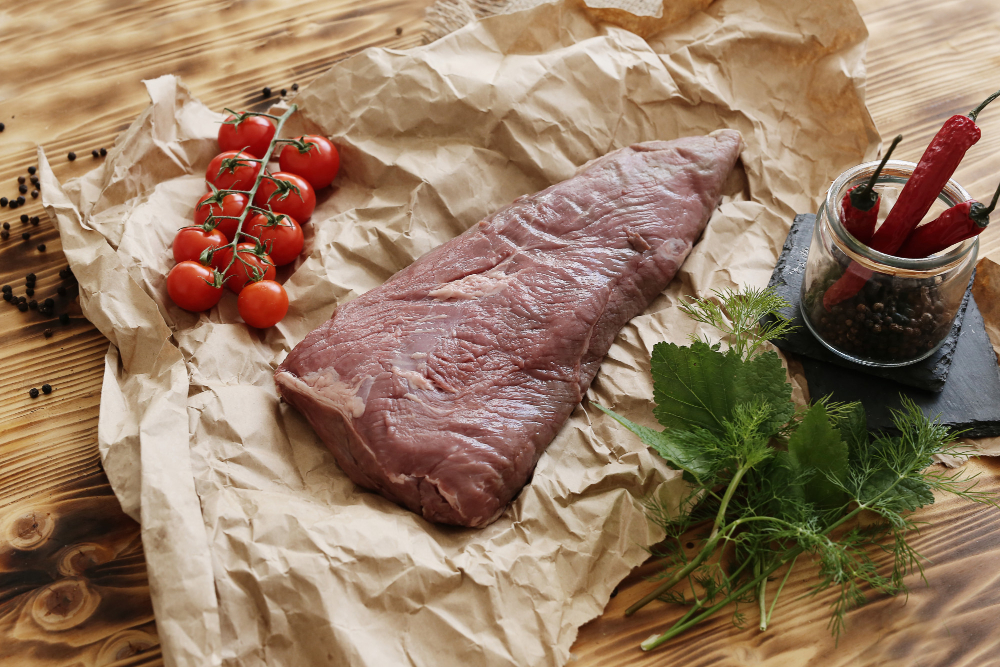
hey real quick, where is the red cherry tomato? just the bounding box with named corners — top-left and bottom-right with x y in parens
top-left (218, 114), bottom-right (276, 159)
top-left (238, 280), bottom-right (289, 328)
top-left (254, 171), bottom-right (316, 221)
top-left (278, 135), bottom-right (340, 190)
top-left (193, 192), bottom-right (249, 242)
top-left (167, 261), bottom-right (223, 312)
top-left (173, 226), bottom-right (227, 264)
top-left (211, 242), bottom-right (276, 293)
top-left (206, 150), bottom-right (261, 192)
top-left (247, 213), bottom-right (304, 266)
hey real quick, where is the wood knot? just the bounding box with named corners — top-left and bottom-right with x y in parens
top-left (31, 578), bottom-right (100, 631)
top-left (3, 510), bottom-right (55, 550)
top-left (57, 543), bottom-right (115, 577)
top-left (97, 629), bottom-right (159, 665)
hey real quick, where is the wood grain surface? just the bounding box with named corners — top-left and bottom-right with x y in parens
top-left (1, 0), bottom-right (999, 666)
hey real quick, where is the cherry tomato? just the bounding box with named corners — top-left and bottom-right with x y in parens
top-left (173, 226), bottom-right (227, 264)
top-left (193, 192), bottom-right (249, 242)
top-left (238, 280), bottom-right (289, 328)
top-left (167, 261), bottom-right (223, 312)
top-left (278, 135), bottom-right (340, 190)
top-left (218, 113), bottom-right (276, 159)
top-left (247, 213), bottom-right (304, 266)
top-left (254, 171), bottom-right (316, 221)
top-left (211, 242), bottom-right (276, 293)
top-left (206, 150), bottom-right (261, 192)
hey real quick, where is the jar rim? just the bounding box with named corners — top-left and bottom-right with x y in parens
top-left (824, 159), bottom-right (978, 274)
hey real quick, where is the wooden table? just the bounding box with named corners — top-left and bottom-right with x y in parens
top-left (1, 1), bottom-right (998, 665)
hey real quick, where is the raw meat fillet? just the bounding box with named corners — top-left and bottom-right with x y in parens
top-left (276, 130), bottom-right (743, 527)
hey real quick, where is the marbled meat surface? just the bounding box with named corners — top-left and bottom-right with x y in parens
top-left (275, 130), bottom-right (743, 527)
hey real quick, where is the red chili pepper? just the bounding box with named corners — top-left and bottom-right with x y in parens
top-left (823, 88), bottom-right (1000, 310)
top-left (839, 135), bottom-right (902, 244)
top-left (895, 178), bottom-right (1000, 258)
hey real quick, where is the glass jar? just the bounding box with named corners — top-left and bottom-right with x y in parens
top-left (801, 160), bottom-right (977, 367)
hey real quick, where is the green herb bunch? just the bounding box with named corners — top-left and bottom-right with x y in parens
top-left (597, 287), bottom-right (993, 651)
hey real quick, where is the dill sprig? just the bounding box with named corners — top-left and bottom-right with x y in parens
top-left (597, 286), bottom-right (995, 652)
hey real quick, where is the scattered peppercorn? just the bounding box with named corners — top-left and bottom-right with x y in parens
top-left (92, 149), bottom-right (99, 158)
top-left (0, 230), bottom-right (7, 240)
top-left (30, 216), bottom-right (38, 225)
top-left (68, 152), bottom-right (76, 161)
top-left (57, 285), bottom-right (67, 296)
top-left (25, 287), bottom-right (33, 297)
top-left (396, 26), bottom-right (403, 35)
top-left (36, 243), bottom-right (45, 252)
top-left (16, 196), bottom-right (24, 205)
top-left (17, 176), bottom-right (25, 185)
top-left (28, 299), bottom-right (37, 310)
top-left (0, 123), bottom-right (5, 132)
top-left (9, 201), bottom-right (17, 210)
top-left (27, 166), bottom-right (36, 175)
top-left (291, 83), bottom-right (299, 91)
top-left (43, 328), bottom-right (53, 338)
top-left (18, 184), bottom-right (27, 194)
top-left (100, 147), bottom-right (107, 156)
top-left (58, 269), bottom-right (69, 280)
top-left (20, 214), bottom-right (28, 224)
top-left (21, 232), bottom-right (30, 241)
top-left (0, 197), bottom-right (7, 206)
top-left (29, 388), bottom-right (39, 398)
top-left (59, 313), bottom-right (70, 325)
top-left (2, 293), bottom-right (10, 302)
top-left (43, 297), bottom-right (54, 308)
top-left (1, 285), bottom-right (9, 294)
top-left (26, 273), bottom-right (36, 284)
top-left (42, 384), bottom-right (52, 395)
top-left (262, 86), bottom-right (272, 98)
top-left (2, 222), bottom-right (8, 230)
top-left (30, 176), bottom-right (38, 186)
top-left (30, 190), bottom-right (38, 199)
top-left (17, 302), bottom-right (27, 312)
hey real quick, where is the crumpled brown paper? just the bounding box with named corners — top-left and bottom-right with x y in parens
top-left (41, 0), bottom-right (889, 665)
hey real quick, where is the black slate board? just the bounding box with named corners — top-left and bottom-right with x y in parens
top-left (800, 298), bottom-right (1000, 438)
top-left (764, 214), bottom-right (973, 392)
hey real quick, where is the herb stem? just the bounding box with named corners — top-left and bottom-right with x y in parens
top-left (764, 554), bottom-right (798, 629)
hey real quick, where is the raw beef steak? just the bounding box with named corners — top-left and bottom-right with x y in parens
top-left (276, 130), bottom-right (743, 527)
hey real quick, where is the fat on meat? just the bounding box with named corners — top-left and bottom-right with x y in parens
top-left (275, 130), bottom-right (743, 527)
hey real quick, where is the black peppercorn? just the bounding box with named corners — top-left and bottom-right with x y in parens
top-left (0, 197), bottom-right (7, 206)
top-left (0, 123), bottom-right (5, 132)
top-left (21, 232), bottom-right (30, 241)
top-left (2, 293), bottom-right (10, 302)
top-left (30, 216), bottom-right (38, 225)
top-left (43, 298), bottom-right (54, 308)
top-left (100, 147), bottom-right (107, 156)
top-left (16, 196), bottom-right (24, 205)
top-left (1, 285), bottom-right (9, 294)
top-left (59, 269), bottom-right (69, 279)
top-left (42, 384), bottom-right (52, 394)
top-left (396, 26), bottom-right (402, 35)
top-left (8, 201), bottom-right (17, 210)
top-left (37, 243), bottom-right (45, 252)
top-left (31, 190), bottom-right (38, 198)
top-left (2, 222), bottom-right (8, 230)
top-left (25, 287), bottom-right (33, 297)
top-left (0, 230), bottom-right (7, 240)
top-left (17, 302), bottom-right (27, 312)
top-left (92, 149), bottom-right (99, 158)
top-left (20, 214), bottom-right (28, 224)
top-left (26, 273), bottom-right (36, 282)
top-left (59, 313), bottom-right (70, 325)
top-left (28, 166), bottom-right (36, 175)
top-left (291, 83), bottom-right (299, 91)
top-left (262, 86), bottom-right (272, 98)
top-left (29, 388), bottom-right (39, 398)
top-left (30, 176), bottom-right (38, 185)
top-left (17, 176), bottom-right (25, 185)
top-left (44, 328), bottom-right (53, 338)
top-left (57, 285), bottom-right (67, 296)
top-left (68, 152), bottom-right (76, 161)
top-left (280, 88), bottom-right (287, 97)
